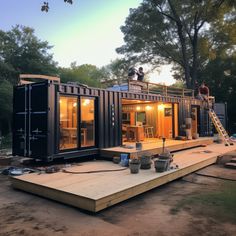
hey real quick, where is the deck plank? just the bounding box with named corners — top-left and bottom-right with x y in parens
top-left (11, 141), bottom-right (236, 212)
top-left (100, 137), bottom-right (214, 158)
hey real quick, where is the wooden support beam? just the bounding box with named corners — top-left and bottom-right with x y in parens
top-left (19, 74), bottom-right (60, 83)
top-left (18, 79), bottom-right (34, 85)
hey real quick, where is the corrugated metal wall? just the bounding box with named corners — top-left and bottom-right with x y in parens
top-left (13, 81), bottom-right (211, 160)
top-left (58, 84), bottom-right (123, 149)
top-left (59, 83), bottom-right (209, 146)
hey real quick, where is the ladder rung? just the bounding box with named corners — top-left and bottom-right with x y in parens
top-left (209, 110), bottom-right (229, 145)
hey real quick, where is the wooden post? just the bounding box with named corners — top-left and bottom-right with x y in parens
top-left (165, 86), bottom-right (168, 96)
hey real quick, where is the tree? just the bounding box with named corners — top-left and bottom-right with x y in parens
top-left (41, 0), bottom-right (73, 12)
top-left (197, 1), bottom-right (236, 133)
top-left (199, 55), bottom-right (236, 133)
top-left (117, 0), bottom-right (236, 89)
top-left (102, 59), bottom-right (130, 86)
top-left (58, 63), bottom-right (106, 87)
top-left (0, 25), bottom-right (58, 134)
top-left (0, 80), bottom-right (13, 135)
top-left (0, 25), bottom-right (58, 85)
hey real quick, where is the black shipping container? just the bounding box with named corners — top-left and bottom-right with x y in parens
top-left (12, 81), bottom-right (210, 161)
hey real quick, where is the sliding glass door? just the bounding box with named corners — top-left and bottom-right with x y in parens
top-left (59, 96), bottom-right (78, 150)
top-left (80, 97), bottom-right (95, 147)
top-left (59, 95), bottom-right (96, 151)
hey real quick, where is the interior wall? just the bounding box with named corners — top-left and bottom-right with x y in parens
top-left (81, 98), bottom-right (94, 121)
top-left (60, 96), bottom-right (77, 128)
top-left (122, 102), bottom-right (158, 137)
top-left (122, 101), bottom-right (179, 139)
top-left (157, 103), bottom-right (173, 138)
top-left (174, 103), bottom-right (179, 137)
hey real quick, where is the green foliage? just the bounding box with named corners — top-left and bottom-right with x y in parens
top-left (0, 80), bottom-right (12, 120)
top-left (199, 56), bottom-right (236, 133)
top-left (102, 59), bottom-right (130, 86)
top-left (0, 80), bottom-right (13, 135)
top-left (171, 80), bottom-right (186, 89)
top-left (0, 25), bottom-right (57, 85)
top-left (0, 25), bottom-right (57, 134)
top-left (117, 0), bottom-right (236, 88)
top-left (41, 1), bottom-right (73, 12)
top-left (58, 63), bottom-right (106, 87)
top-left (0, 133), bottom-right (12, 149)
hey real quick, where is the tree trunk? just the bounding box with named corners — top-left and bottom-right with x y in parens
top-left (176, 24), bottom-right (191, 88)
top-left (191, 28), bottom-right (199, 89)
top-left (168, 0), bottom-right (191, 88)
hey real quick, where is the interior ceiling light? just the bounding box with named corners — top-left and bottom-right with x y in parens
top-left (158, 104), bottom-right (164, 110)
top-left (83, 99), bottom-right (90, 106)
top-left (145, 105), bottom-right (152, 110)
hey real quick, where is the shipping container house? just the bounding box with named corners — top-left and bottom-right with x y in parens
top-left (12, 80), bottom-right (211, 161)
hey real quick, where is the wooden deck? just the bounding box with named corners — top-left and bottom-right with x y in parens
top-left (11, 142), bottom-right (235, 212)
top-left (100, 137), bottom-right (214, 158)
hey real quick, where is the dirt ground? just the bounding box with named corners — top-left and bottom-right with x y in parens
top-left (0, 161), bottom-right (236, 236)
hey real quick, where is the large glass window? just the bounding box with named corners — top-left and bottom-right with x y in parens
top-left (80, 97), bottom-right (95, 147)
top-left (59, 96), bottom-right (78, 150)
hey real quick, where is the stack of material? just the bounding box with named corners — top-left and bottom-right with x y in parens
top-left (225, 157), bottom-right (236, 169)
top-left (154, 138), bottom-right (174, 172)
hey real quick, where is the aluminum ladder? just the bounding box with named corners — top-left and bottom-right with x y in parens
top-left (208, 108), bottom-right (233, 146)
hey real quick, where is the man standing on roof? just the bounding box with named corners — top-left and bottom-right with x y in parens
top-left (198, 81), bottom-right (209, 102)
top-left (137, 67), bottom-right (144, 82)
top-left (128, 67), bottom-right (138, 80)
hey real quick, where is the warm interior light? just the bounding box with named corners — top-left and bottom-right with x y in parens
top-left (158, 104), bottom-right (164, 111)
top-left (73, 102), bottom-right (77, 107)
top-left (145, 105), bottom-right (152, 111)
top-left (59, 99), bottom-right (62, 104)
top-left (136, 106), bottom-right (141, 111)
top-left (82, 99), bottom-right (90, 106)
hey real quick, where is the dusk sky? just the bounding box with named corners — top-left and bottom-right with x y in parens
top-left (0, 0), bottom-right (175, 84)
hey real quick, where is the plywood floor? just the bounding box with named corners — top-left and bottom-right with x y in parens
top-left (12, 142), bottom-right (235, 212)
top-left (101, 137), bottom-right (214, 158)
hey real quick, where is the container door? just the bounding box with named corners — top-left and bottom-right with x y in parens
top-left (12, 86), bottom-right (28, 156)
top-left (13, 82), bottom-right (49, 158)
top-left (29, 83), bottom-right (49, 157)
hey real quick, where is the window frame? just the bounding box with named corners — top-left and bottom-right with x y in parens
top-left (58, 94), bottom-right (98, 152)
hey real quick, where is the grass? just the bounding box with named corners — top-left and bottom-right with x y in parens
top-left (170, 182), bottom-right (236, 223)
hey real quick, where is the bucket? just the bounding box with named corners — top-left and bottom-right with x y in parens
top-left (140, 155), bottom-right (152, 169)
top-left (154, 159), bottom-right (170, 172)
top-left (120, 154), bottom-right (129, 167)
top-left (129, 159), bottom-right (141, 174)
top-left (136, 142), bottom-right (142, 150)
